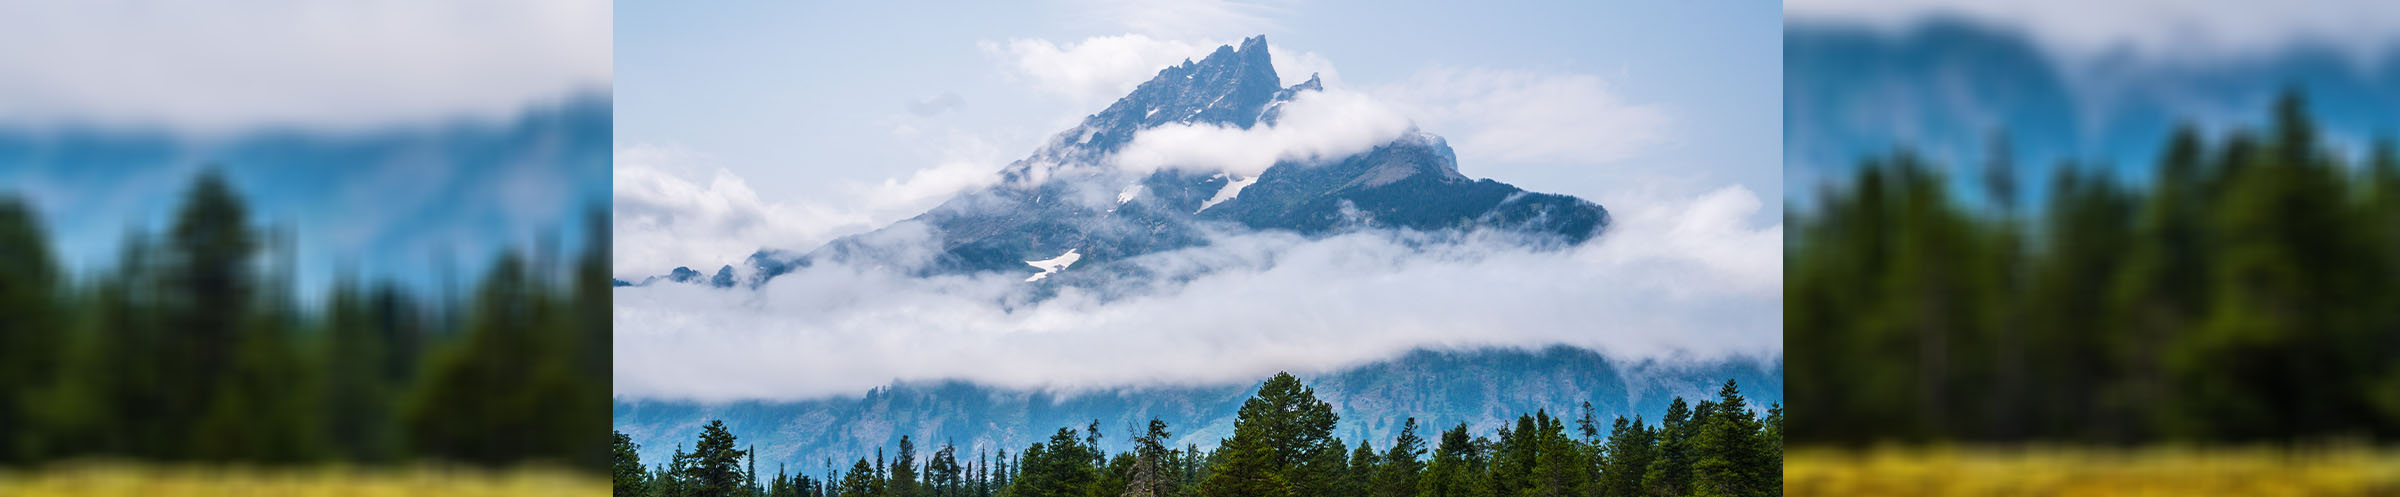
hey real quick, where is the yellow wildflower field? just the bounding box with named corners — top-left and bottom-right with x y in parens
top-left (1787, 445), bottom-right (2400, 497)
top-left (0, 462), bottom-right (608, 497)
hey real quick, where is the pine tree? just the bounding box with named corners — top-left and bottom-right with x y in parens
top-left (615, 430), bottom-right (650, 497)
top-left (1692, 381), bottom-right (1771, 497)
top-left (1415, 423), bottom-right (1484, 497)
top-left (1644, 398), bottom-right (1694, 497)
top-left (1200, 433), bottom-right (1290, 497)
top-left (1596, 416), bottom-right (1653, 497)
top-left (1527, 411), bottom-right (1583, 497)
top-left (686, 420), bottom-right (751, 497)
top-left (1127, 419), bottom-right (1180, 497)
top-left (667, 444), bottom-right (694, 497)
top-left (995, 448), bottom-right (1013, 493)
top-left (1201, 372), bottom-right (1339, 497)
top-left (895, 435), bottom-right (921, 497)
top-left (1486, 415), bottom-right (1536, 497)
top-left (844, 458), bottom-right (883, 497)
top-left (931, 442), bottom-right (963, 497)
top-left (1375, 418), bottom-right (1423, 497)
top-left (1347, 440), bottom-right (1380, 497)
top-left (1092, 451), bottom-right (1136, 497)
top-left (1019, 428), bottom-right (1096, 497)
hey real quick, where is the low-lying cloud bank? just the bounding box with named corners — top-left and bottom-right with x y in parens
top-left (613, 184), bottom-right (1781, 403)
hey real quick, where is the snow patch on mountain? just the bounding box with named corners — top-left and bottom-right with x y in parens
top-left (1195, 173), bottom-right (1257, 213)
top-left (1023, 249), bottom-right (1082, 282)
top-left (1116, 184), bottom-right (1143, 205)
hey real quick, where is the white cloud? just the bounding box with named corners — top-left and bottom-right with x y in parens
top-left (1372, 67), bottom-right (1673, 167)
top-left (1786, 0), bottom-right (2400, 63)
top-left (612, 185), bottom-right (1783, 403)
top-left (1112, 88), bottom-right (1415, 176)
top-left (981, 35), bottom-right (1215, 109)
top-left (1267, 46), bottom-right (1341, 88)
top-left (851, 159), bottom-right (1004, 216)
top-left (612, 146), bottom-right (873, 278)
top-left (614, 144), bottom-right (1002, 279)
top-left (0, 0), bottom-right (610, 134)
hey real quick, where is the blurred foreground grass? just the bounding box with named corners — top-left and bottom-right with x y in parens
top-left (0, 462), bottom-right (607, 497)
top-left (1788, 445), bottom-right (2400, 496)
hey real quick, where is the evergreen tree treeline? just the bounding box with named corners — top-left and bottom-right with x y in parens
top-left (1788, 90), bottom-right (2400, 444)
top-left (614, 373), bottom-right (1782, 497)
top-left (0, 168), bottom-right (611, 469)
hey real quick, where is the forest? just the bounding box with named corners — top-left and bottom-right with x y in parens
top-left (0, 169), bottom-right (611, 470)
top-left (612, 373), bottom-right (1783, 497)
top-left (1787, 91), bottom-right (2400, 445)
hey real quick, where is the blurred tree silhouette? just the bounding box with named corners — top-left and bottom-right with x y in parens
top-left (0, 167), bottom-right (608, 470)
top-left (0, 195), bottom-right (63, 462)
top-left (1790, 90), bottom-right (2400, 445)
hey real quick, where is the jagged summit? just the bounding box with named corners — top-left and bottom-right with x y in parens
top-left (636, 35), bottom-right (1609, 289)
top-left (1001, 35), bottom-right (1288, 182)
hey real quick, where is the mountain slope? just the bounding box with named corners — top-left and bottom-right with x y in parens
top-left (612, 346), bottom-right (1781, 473)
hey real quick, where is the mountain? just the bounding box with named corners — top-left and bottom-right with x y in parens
top-left (1786, 18), bottom-right (2400, 208)
top-left (632, 35), bottom-right (1607, 288)
top-left (612, 346), bottom-right (1781, 473)
top-left (610, 36), bottom-right (1690, 476)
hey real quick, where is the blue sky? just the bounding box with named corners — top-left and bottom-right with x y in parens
top-left (614, 0), bottom-right (1783, 276)
top-left (0, 0), bottom-right (612, 300)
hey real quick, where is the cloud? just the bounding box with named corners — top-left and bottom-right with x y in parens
top-left (612, 146), bottom-right (874, 278)
top-left (1785, 0), bottom-right (2400, 63)
top-left (850, 159), bottom-right (1004, 216)
top-left (981, 35), bottom-right (1215, 109)
top-left (0, 0), bottom-right (610, 134)
top-left (1112, 88), bottom-right (1416, 176)
top-left (1267, 46), bottom-right (1342, 89)
top-left (612, 185), bottom-right (1782, 403)
top-left (1371, 67), bottom-right (1673, 166)
top-left (613, 145), bottom-right (1002, 279)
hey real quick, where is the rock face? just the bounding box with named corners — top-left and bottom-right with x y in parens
top-left (635, 35), bottom-right (1608, 288)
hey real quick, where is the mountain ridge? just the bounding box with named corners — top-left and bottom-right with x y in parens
top-left (612, 346), bottom-right (1782, 474)
top-left (628, 35), bottom-right (1608, 289)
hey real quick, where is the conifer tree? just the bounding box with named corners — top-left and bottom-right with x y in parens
top-left (615, 431), bottom-right (649, 497)
top-left (1596, 416), bottom-right (1653, 497)
top-left (1375, 418), bottom-right (1423, 497)
top-left (844, 458), bottom-right (883, 497)
top-left (894, 435), bottom-right (920, 497)
top-left (1692, 381), bottom-right (1771, 497)
top-left (686, 420), bottom-right (751, 497)
top-left (1019, 428), bottom-right (1097, 497)
top-left (1643, 398), bottom-right (1694, 497)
